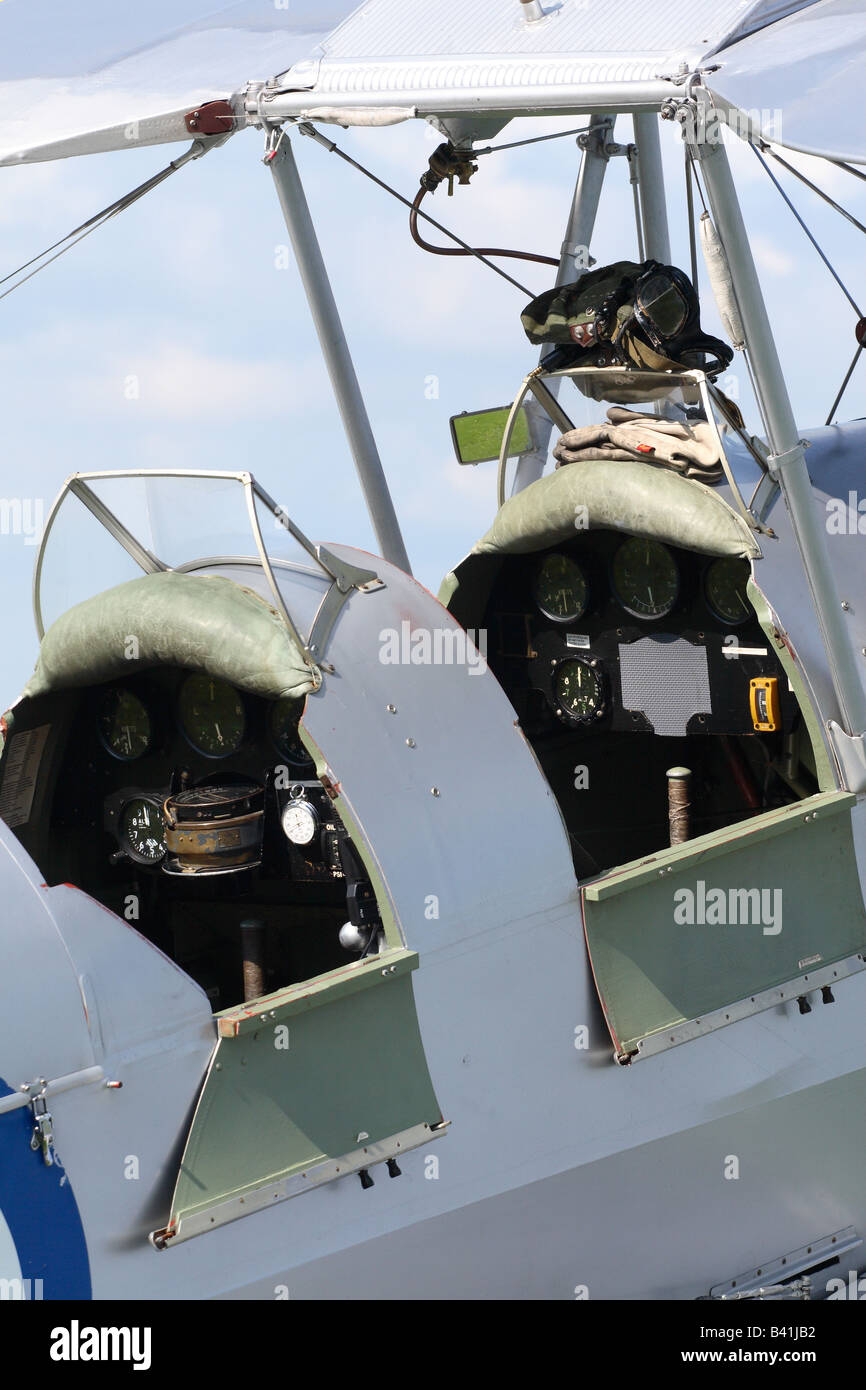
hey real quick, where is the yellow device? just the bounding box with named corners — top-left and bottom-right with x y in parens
top-left (750, 676), bottom-right (780, 732)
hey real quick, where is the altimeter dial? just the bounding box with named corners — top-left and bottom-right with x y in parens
top-left (98, 687), bottom-right (152, 761)
top-left (533, 553), bottom-right (588, 624)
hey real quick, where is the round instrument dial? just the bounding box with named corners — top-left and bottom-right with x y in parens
top-left (552, 658), bottom-right (605, 724)
top-left (120, 797), bottom-right (166, 865)
top-left (281, 797), bottom-right (319, 846)
top-left (98, 687), bottom-right (152, 761)
top-left (178, 675), bottom-right (245, 758)
top-left (533, 553), bottom-right (588, 624)
top-left (705, 557), bottom-right (751, 626)
top-left (612, 537), bottom-right (679, 620)
top-left (268, 698), bottom-right (314, 769)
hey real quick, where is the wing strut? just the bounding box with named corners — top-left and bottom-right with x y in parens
top-left (266, 130), bottom-right (411, 575)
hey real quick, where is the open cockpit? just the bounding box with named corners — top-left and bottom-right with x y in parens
top-left (0, 473), bottom-right (446, 1246)
top-left (443, 362), bottom-right (866, 1061)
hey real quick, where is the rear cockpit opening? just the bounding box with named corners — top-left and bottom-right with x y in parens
top-left (461, 527), bottom-right (821, 881)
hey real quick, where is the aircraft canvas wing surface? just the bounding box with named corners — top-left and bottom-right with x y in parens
top-left (0, 0), bottom-right (361, 166)
top-left (706, 0), bottom-right (866, 164)
top-left (267, 0), bottom-right (770, 120)
top-left (255, 0), bottom-right (832, 131)
top-left (0, 0), bottom-right (852, 164)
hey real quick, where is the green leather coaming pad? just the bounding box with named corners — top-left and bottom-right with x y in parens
top-left (22, 570), bottom-right (314, 703)
top-left (474, 459), bottom-right (757, 559)
top-left (439, 457), bottom-right (757, 616)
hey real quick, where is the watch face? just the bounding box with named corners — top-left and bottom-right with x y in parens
top-left (552, 658), bottom-right (605, 724)
top-left (120, 797), bottom-right (166, 864)
top-left (281, 799), bottom-right (318, 846)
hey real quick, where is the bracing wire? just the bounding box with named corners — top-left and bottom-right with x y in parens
top-left (750, 143), bottom-right (865, 421)
top-left (472, 125), bottom-right (590, 157)
top-left (750, 143), bottom-right (862, 317)
top-left (761, 145), bottom-right (866, 238)
top-left (296, 123), bottom-right (538, 295)
top-left (0, 145), bottom-right (205, 304)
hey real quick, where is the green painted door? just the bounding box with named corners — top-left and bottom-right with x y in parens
top-left (153, 948), bottom-right (445, 1247)
top-left (582, 792), bottom-right (866, 1061)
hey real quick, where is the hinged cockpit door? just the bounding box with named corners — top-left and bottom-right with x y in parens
top-left (151, 947), bottom-right (445, 1247)
top-left (582, 791), bottom-right (866, 1062)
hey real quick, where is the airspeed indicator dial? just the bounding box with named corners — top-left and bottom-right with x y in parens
top-left (612, 537), bottom-right (679, 620)
top-left (178, 675), bottom-right (245, 758)
top-left (98, 687), bottom-right (152, 761)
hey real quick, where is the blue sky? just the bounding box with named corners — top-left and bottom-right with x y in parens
top-left (0, 0), bottom-right (864, 699)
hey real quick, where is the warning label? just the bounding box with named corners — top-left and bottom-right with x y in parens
top-left (0, 725), bottom-right (50, 829)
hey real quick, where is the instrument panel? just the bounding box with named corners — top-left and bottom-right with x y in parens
top-left (488, 530), bottom-right (792, 739)
top-left (96, 675), bottom-right (314, 777)
top-left (74, 669), bottom-right (319, 874)
top-left (45, 666), bottom-right (384, 1008)
top-left (529, 538), bottom-right (752, 636)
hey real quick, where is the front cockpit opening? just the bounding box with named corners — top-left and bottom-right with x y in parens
top-left (2, 665), bottom-right (386, 1013)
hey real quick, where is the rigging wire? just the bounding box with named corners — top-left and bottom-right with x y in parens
top-left (684, 147), bottom-right (699, 291)
top-left (471, 124), bottom-right (590, 157)
top-left (295, 122), bottom-right (538, 294)
top-left (750, 143), bottom-right (862, 318)
top-left (0, 144), bottom-right (207, 304)
top-left (829, 158), bottom-right (866, 186)
top-left (750, 143), bottom-right (865, 422)
top-left (760, 144), bottom-right (866, 238)
top-left (825, 342), bottom-right (864, 426)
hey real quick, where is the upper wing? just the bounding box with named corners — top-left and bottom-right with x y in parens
top-left (0, 0), bottom-right (361, 166)
top-left (257, 0), bottom-right (818, 126)
top-left (707, 0), bottom-right (866, 164)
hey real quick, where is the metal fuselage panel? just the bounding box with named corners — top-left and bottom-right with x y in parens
top-left (3, 549), bottom-right (866, 1298)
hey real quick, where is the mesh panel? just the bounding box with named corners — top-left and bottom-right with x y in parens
top-left (618, 636), bottom-right (711, 736)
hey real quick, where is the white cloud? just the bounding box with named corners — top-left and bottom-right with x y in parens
top-left (65, 342), bottom-right (326, 422)
top-left (750, 235), bottom-right (796, 276)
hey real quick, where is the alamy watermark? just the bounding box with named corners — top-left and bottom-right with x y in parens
top-left (826, 491), bottom-right (866, 535)
top-left (674, 880), bottom-right (783, 936)
top-left (0, 497), bottom-right (44, 546)
top-left (379, 621), bottom-right (487, 674)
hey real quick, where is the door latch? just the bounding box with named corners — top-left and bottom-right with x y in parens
top-left (23, 1080), bottom-right (55, 1166)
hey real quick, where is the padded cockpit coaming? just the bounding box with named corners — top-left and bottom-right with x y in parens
top-left (24, 570), bottom-right (314, 704)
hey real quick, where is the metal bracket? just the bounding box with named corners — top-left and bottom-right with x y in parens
top-left (308, 546), bottom-right (384, 662)
top-left (23, 1080), bottom-right (55, 1166)
top-left (749, 469), bottom-right (781, 525)
top-left (766, 438), bottom-right (811, 479)
top-left (576, 118), bottom-right (620, 160)
top-left (184, 101), bottom-right (235, 136)
top-left (826, 722), bottom-right (866, 793)
top-left (709, 1226), bottom-right (861, 1300)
